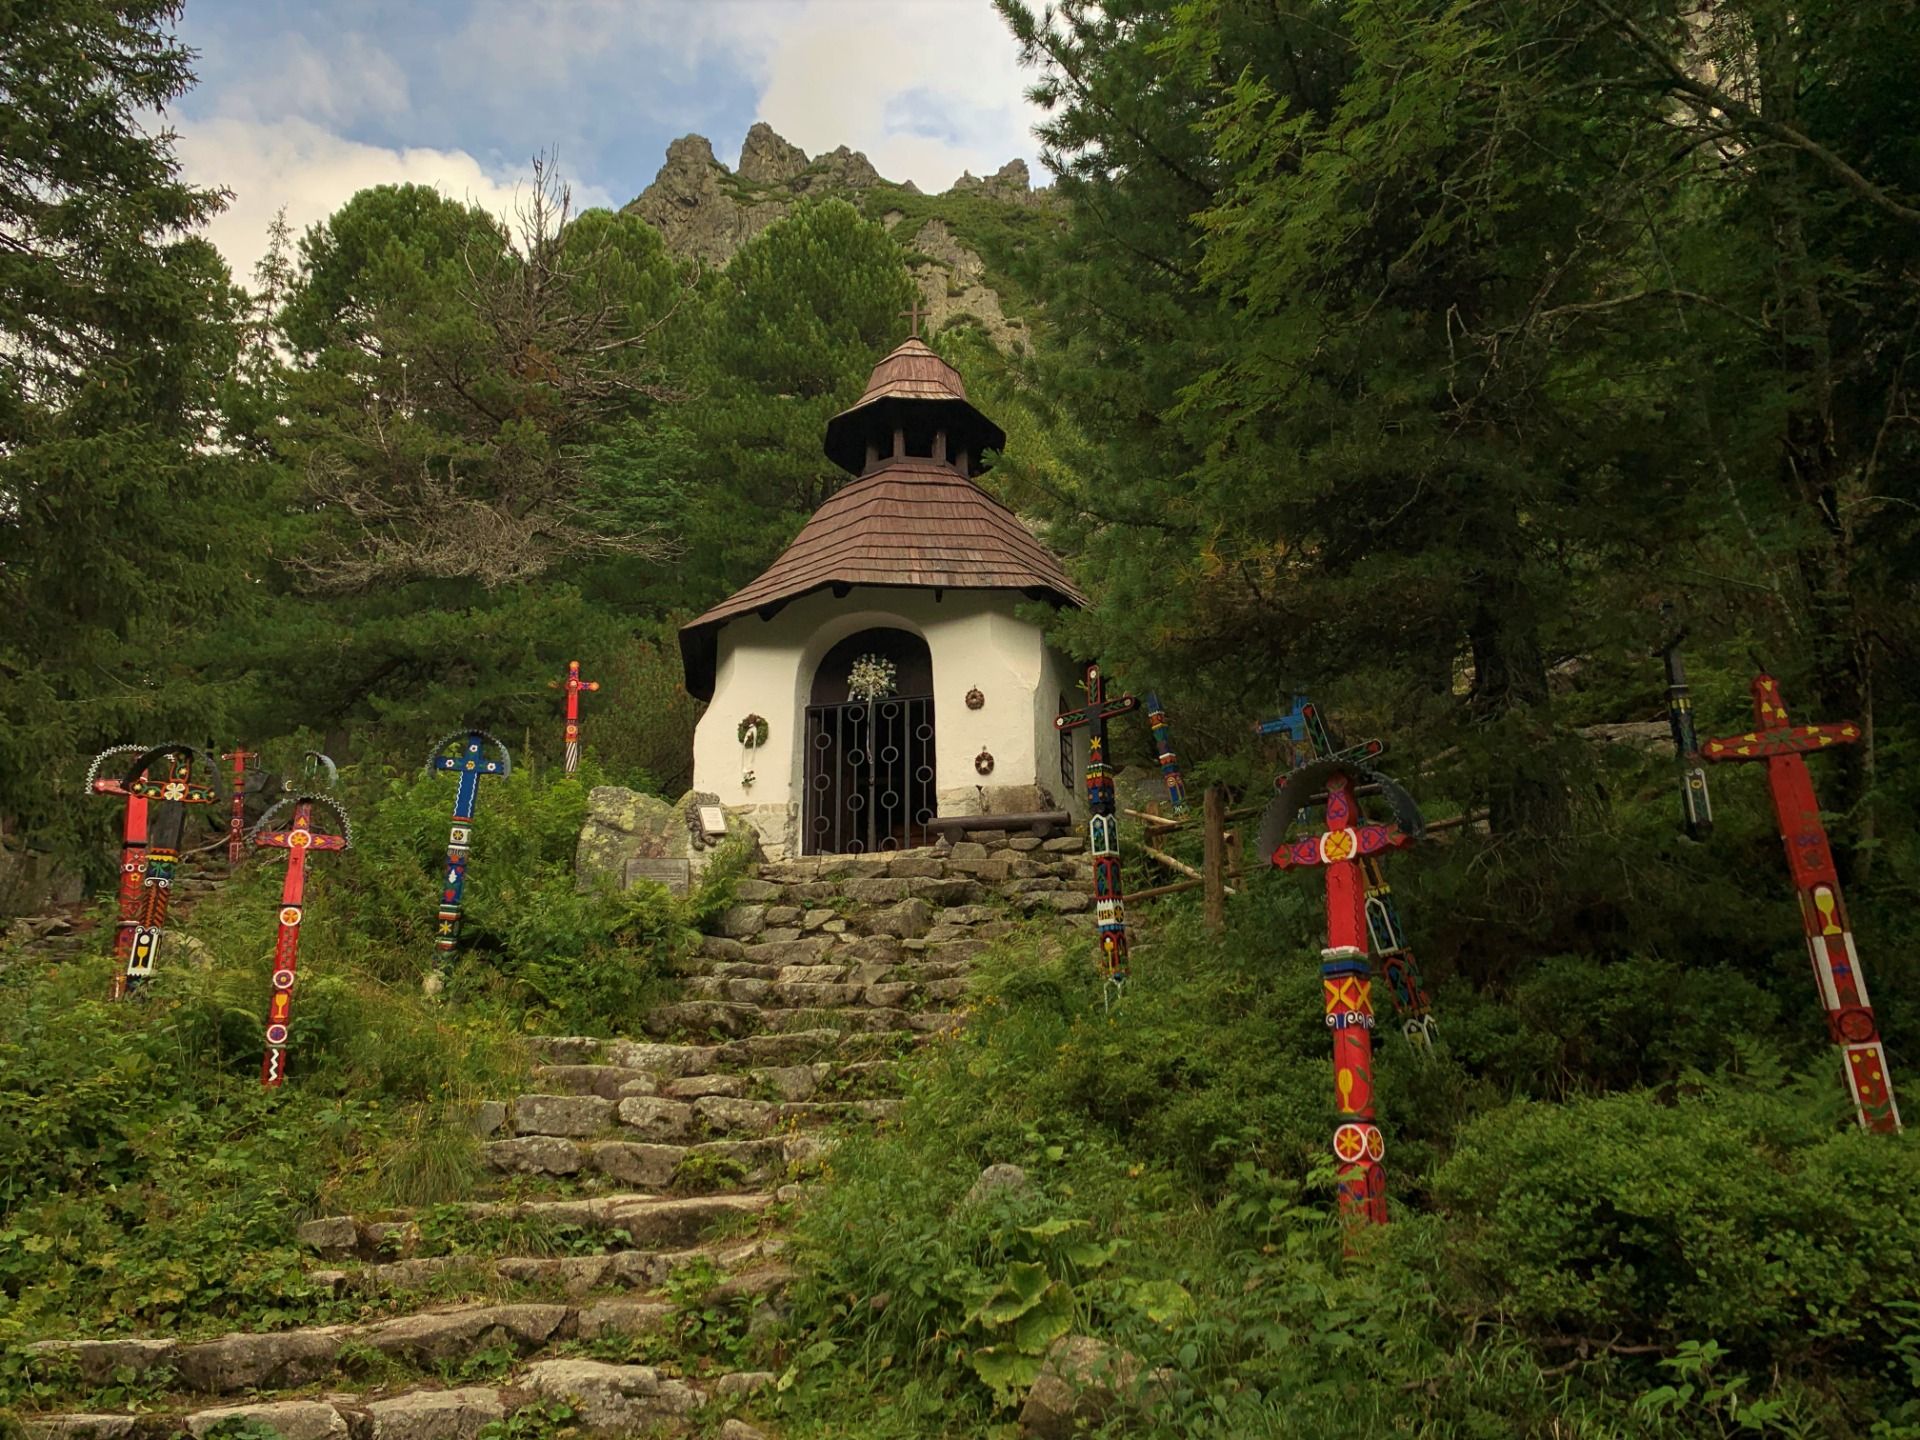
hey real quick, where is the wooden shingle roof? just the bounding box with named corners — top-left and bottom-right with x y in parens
top-left (678, 456), bottom-right (1085, 700)
top-left (822, 339), bottom-right (1006, 475)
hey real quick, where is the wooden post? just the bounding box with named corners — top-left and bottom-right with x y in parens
top-left (1203, 784), bottom-right (1226, 934)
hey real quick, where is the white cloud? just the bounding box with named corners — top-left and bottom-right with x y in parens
top-left (219, 33), bottom-right (412, 126)
top-left (175, 114), bottom-right (614, 285)
top-left (731, 0), bottom-right (1046, 190)
top-left (438, 0), bottom-right (1047, 192)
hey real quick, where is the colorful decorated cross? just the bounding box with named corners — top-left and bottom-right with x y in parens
top-left (1700, 674), bottom-right (1901, 1132)
top-left (222, 746), bottom-right (257, 864)
top-left (118, 745), bottom-right (223, 998)
top-left (1259, 699), bottom-right (1434, 1049)
top-left (550, 661), bottom-right (601, 774)
top-left (251, 784), bottom-right (351, 1087)
top-left (1260, 759), bottom-right (1426, 1226)
top-left (1055, 664), bottom-right (1140, 991)
top-left (426, 729), bottom-right (512, 957)
top-left (85, 744), bottom-right (153, 970)
top-left (1661, 643), bottom-right (1713, 840)
top-left (1140, 692), bottom-right (1190, 816)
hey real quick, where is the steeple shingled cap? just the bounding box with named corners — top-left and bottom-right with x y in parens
top-left (822, 338), bottom-right (1006, 476)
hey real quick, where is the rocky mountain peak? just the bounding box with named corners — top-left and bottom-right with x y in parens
top-left (738, 122), bottom-right (808, 185)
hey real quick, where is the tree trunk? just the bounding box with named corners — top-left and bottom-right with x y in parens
top-left (1467, 564), bottom-right (1567, 839)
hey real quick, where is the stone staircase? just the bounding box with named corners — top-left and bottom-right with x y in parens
top-left (20, 836), bottom-right (1093, 1440)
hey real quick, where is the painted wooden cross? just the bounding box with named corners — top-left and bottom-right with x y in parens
top-left (223, 746), bottom-right (257, 865)
top-left (427, 729), bottom-right (512, 957)
top-left (550, 660), bottom-right (600, 774)
top-left (1662, 642), bottom-right (1713, 840)
top-left (119, 745), bottom-right (223, 998)
top-left (1054, 664), bottom-right (1139, 990)
top-left (1259, 698), bottom-right (1432, 1049)
top-left (1261, 758), bottom-right (1426, 1227)
top-left (1140, 692), bottom-right (1189, 817)
top-left (1700, 674), bottom-right (1900, 1132)
top-left (85, 744), bottom-right (153, 971)
top-left (251, 789), bottom-right (351, 1087)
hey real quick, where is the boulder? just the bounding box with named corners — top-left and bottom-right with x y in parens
top-left (186, 1402), bottom-right (347, 1440)
top-left (364, 1304), bottom-right (567, 1364)
top-left (176, 1326), bottom-right (350, 1391)
top-left (964, 1163), bottom-right (1031, 1207)
top-left (1018, 1335), bottom-right (1158, 1440)
top-left (576, 787), bottom-right (684, 889)
top-left (295, 1216), bottom-right (360, 1259)
top-left (521, 1359), bottom-right (704, 1431)
top-left (24, 1418), bottom-right (138, 1440)
top-left (617, 1096), bottom-right (695, 1141)
top-left (364, 1387), bottom-right (505, 1440)
top-left (868, 898), bottom-right (934, 939)
top-left (714, 904), bottom-right (768, 940)
top-left (485, 1137), bottom-right (583, 1176)
top-left (512, 1094), bottom-right (614, 1138)
top-left (593, 1141), bottom-right (686, 1189)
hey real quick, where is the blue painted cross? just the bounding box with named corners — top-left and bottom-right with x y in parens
top-left (426, 730), bottom-right (511, 956)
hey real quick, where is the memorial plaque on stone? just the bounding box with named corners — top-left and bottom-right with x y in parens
top-left (625, 857), bottom-right (692, 895)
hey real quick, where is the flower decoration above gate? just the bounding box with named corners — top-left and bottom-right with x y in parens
top-left (736, 715), bottom-right (769, 747)
top-left (847, 654), bottom-right (898, 704)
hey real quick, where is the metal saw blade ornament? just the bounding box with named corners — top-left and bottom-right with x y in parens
top-left (116, 743), bottom-right (225, 998)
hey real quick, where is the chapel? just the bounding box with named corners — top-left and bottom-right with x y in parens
top-left (679, 337), bottom-right (1088, 858)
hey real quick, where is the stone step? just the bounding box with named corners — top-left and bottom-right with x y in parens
top-left (504, 1091), bottom-right (898, 1142)
top-left (294, 1192), bottom-right (773, 1263)
top-left (20, 1359), bottom-right (780, 1439)
top-left (483, 1130), bottom-right (840, 1187)
top-left (641, 1002), bottom-right (963, 1041)
top-left (525, 1027), bottom-right (920, 1074)
top-left (528, 1054), bottom-right (904, 1100)
top-left (311, 1236), bottom-right (772, 1303)
top-left (681, 975), bottom-right (960, 1009)
top-left (666, 1058), bottom-right (903, 1102)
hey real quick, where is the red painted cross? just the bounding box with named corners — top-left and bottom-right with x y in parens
top-left (223, 747), bottom-right (257, 865)
top-left (1701, 675), bottom-right (1899, 1132)
top-left (551, 660), bottom-right (600, 774)
top-left (253, 797), bottom-right (351, 1088)
top-left (1269, 769), bottom-right (1417, 1229)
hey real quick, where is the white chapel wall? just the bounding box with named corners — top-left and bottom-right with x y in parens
top-left (690, 586), bottom-right (1074, 857)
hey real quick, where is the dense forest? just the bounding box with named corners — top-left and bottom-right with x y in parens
top-left (4, 0), bottom-right (1920, 1437)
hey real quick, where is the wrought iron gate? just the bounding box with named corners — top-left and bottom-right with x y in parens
top-left (803, 696), bottom-right (936, 854)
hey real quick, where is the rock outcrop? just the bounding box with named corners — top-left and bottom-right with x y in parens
top-left (736, 121), bottom-right (807, 185)
top-left (574, 787), bottom-right (758, 894)
top-left (624, 124), bottom-right (1047, 350)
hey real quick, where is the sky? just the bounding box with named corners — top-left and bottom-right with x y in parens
top-left (166, 0), bottom-right (1052, 284)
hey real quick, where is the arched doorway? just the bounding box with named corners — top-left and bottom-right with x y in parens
top-left (804, 627), bottom-right (936, 854)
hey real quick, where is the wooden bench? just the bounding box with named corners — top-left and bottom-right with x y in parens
top-left (926, 811), bottom-right (1073, 841)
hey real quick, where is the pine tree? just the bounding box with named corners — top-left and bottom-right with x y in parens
top-left (0, 0), bottom-right (265, 859)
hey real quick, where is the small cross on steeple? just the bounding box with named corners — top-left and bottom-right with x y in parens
top-left (900, 295), bottom-right (927, 339)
